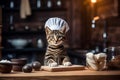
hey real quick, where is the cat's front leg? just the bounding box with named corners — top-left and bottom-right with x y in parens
top-left (63, 62), bottom-right (72, 66)
top-left (49, 62), bottom-right (58, 67)
top-left (48, 59), bottom-right (58, 67)
top-left (62, 57), bottom-right (72, 66)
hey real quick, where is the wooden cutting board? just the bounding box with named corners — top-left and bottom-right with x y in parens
top-left (41, 65), bottom-right (85, 72)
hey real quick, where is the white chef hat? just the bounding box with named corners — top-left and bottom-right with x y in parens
top-left (45, 17), bottom-right (69, 33)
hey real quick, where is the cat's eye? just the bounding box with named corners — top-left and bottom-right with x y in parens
top-left (58, 36), bottom-right (65, 40)
top-left (58, 37), bottom-right (62, 40)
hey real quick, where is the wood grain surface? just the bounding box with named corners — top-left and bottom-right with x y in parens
top-left (0, 69), bottom-right (120, 80)
top-left (41, 65), bottom-right (85, 72)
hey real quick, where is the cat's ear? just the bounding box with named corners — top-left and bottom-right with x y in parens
top-left (60, 26), bottom-right (66, 34)
top-left (45, 27), bottom-right (52, 35)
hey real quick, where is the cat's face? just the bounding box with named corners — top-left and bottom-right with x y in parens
top-left (45, 26), bottom-right (66, 46)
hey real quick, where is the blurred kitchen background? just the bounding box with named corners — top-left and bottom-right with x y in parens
top-left (0, 0), bottom-right (120, 65)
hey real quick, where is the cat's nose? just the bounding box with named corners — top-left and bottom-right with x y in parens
top-left (55, 39), bottom-right (58, 44)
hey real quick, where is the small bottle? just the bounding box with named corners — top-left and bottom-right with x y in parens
top-left (10, 25), bottom-right (15, 31)
top-left (9, 15), bottom-right (15, 31)
top-left (10, 0), bottom-right (14, 9)
top-left (37, 0), bottom-right (41, 8)
top-left (37, 38), bottom-right (43, 48)
top-left (24, 25), bottom-right (30, 31)
top-left (95, 46), bottom-right (99, 53)
top-left (10, 15), bottom-right (13, 24)
top-left (57, 0), bottom-right (62, 7)
top-left (47, 0), bottom-right (52, 8)
top-left (111, 47), bottom-right (115, 60)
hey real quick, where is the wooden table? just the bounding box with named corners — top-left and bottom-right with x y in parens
top-left (0, 70), bottom-right (120, 80)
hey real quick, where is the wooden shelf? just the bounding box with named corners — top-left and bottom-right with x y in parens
top-left (32, 7), bottom-right (67, 12)
top-left (2, 30), bottom-right (45, 36)
top-left (2, 48), bottom-right (46, 52)
top-left (4, 7), bottom-right (67, 12)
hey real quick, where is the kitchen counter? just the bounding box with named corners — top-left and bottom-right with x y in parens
top-left (0, 69), bottom-right (120, 80)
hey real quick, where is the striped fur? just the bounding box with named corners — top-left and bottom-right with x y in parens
top-left (44, 27), bottom-right (71, 67)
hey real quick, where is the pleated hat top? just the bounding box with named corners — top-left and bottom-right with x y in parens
top-left (45, 17), bottom-right (69, 33)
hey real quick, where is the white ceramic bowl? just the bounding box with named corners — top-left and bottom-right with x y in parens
top-left (8, 39), bottom-right (31, 49)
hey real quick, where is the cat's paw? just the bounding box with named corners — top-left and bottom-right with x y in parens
top-left (49, 62), bottom-right (58, 67)
top-left (63, 62), bottom-right (72, 66)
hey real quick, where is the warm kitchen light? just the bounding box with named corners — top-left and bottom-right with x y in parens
top-left (93, 16), bottom-right (99, 20)
top-left (91, 0), bottom-right (97, 3)
top-left (91, 16), bottom-right (99, 28)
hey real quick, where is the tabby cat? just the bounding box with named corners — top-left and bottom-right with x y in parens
top-left (44, 26), bottom-right (72, 67)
